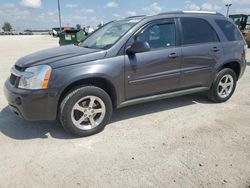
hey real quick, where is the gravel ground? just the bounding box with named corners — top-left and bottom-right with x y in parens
top-left (0, 36), bottom-right (250, 188)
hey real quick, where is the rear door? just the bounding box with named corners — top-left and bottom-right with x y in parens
top-left (124, 19), bottom-right (182, 100)
top-left (179, 17), bottom-right (222, 89)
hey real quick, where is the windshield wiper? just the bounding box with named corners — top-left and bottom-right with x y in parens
top-left (82, 45), bottom-right (91, 48)
top-left (82, 45), bottom-right (105, 50)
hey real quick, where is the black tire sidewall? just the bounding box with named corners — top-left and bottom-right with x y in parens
top-left (211, 68), bottom-right (237, 102)
top-left (59, 86), bottom-right (113, 137)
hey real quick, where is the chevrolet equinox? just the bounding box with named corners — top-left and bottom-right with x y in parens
top-left (4, 11), bottom-right (247, 136)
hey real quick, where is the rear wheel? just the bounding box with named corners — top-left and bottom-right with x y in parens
top-left (59, 86), bottom-right (113, 137)
top-left (207, 68), bottom-right (237, 103)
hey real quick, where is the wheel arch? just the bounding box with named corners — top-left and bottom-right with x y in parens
top-left (58, 77), bottom-right (117, 111)
top-left (217, 61), bottom-right (241, 80)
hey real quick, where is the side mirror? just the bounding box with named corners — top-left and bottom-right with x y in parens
top-left (126, 41), bottom-right (150, 54)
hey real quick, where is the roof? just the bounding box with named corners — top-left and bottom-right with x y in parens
top-left (118, 10), bottom-right (225, 23)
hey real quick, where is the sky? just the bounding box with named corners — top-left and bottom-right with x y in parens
top-left (0, 0), bottom-right (250, 31)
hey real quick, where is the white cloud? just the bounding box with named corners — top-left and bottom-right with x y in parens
top-left (72, 15), bottom-right (87, 20)
top-left (46, 11), bottom-right (55, 16)
top-left (65, 4), bottom-right (78, 8)
top-left (64, 16), bottom-right (100, 27)
top-left (14, 10), bottom-right (30, 19)
top-left (201, 2), bottom-right (221, 11)
top-left (106, 2), bottom-right (119, 8)
top-left (143, 2), bottom-right (162, 15)
top-left (0, 3), bottom-right (30, 20)
top-left (2, 3), bottom-right (16, 8)
top-left (38, 10), bottom-right (57, 22)
top-left (185, 1), bottom-right (221, 11)
top-left (20, 0), bottom-right (41, 8)
top-left (233, 8), bottom-right (250, 14)
top-left (88, 17), bottom-right (100, 26)
top-left (185, 3), bottom-right (200, 11)
top-left (82, 8), bottom-right (94, 13)
top-left (112, 13), bottom-right (120, 18)
top-left (112, 13), bottom-right (122, 19)
top-left (201, 2), bottom-right (213, 10)
top-left (126, 10), bottom-right (136, 16)
top-left (223, 0), bottom-right (250, 4)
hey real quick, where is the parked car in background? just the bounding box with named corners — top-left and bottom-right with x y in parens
top-left (4, 11), bottom-right (247, 136)
top-left (230, 14), bottom-right (250, 47)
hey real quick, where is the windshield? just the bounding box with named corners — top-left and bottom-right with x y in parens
top-left (81, 20), bottom-right (139, 49)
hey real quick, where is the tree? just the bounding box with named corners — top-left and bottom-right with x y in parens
top-left (2, 22), bottom-right (12, 32)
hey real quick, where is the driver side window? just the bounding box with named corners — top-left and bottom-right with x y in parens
top-left (135, 22), bottom-right (176, 49)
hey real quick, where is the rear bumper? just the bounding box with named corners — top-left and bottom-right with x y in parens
top-left (3, 80), bottom-right (59, 121)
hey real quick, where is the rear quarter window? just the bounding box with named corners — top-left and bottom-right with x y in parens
top-left (215, 19), bottom-right (243, 41)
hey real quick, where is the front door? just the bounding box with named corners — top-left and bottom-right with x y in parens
top-left (124, 19), bottom-right (182, 100)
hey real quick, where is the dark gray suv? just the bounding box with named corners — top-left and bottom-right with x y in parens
top-left (4, 11), bottom-right (247, 136)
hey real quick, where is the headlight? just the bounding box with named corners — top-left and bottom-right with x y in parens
top-left (18, 65), bottom-right (52, 90)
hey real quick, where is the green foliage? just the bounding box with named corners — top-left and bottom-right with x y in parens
top-left (2, 22), bottom-right (12, 32)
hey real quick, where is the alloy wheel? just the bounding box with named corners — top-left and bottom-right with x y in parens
top-left (217, 74), bottom-right (234, 98)
top-left (71, 96), bottom-right (106, 130)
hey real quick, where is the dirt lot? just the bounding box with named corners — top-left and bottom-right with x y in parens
top-left (0, 36), bottom-right (250, 188)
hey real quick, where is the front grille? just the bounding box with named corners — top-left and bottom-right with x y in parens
top-left (9, 74), bottom-right (20, 87)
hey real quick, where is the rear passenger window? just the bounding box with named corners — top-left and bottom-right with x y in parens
top-left (215, 19), bottom-right (243, 41)
top-left (181, 17), bottom-right (219, 45)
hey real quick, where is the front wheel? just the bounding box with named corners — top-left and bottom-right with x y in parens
top-left (207, 68), bottom-right (237, 103)
top-left (59, 86), bottom-right (113, 137)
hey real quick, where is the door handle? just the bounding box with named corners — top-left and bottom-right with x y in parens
top-left (168, 52), bottom-right (179, 59)
top-left (211, 47), bottom-right (220, 52)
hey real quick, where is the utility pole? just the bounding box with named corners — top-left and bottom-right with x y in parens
top-left (57, 0), bottom-right (62, 32)
top-left (225, 4), bottom-right (232, 17)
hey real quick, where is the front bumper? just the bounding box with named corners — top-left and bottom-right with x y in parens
top-left (4, 79), bottom-right (59, 121)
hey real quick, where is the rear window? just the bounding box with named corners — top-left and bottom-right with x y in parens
top-left (180, 17), bottom-right (219, 45)
top-left (215, 19), bottom-right (243, 41)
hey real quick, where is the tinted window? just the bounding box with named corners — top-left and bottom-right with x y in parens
top-left (215, 19), bottom-right (243, 41)
top-left (181, 18), bottom-right (219, 45)
top-left (135, 23), bottom-right (176, 49)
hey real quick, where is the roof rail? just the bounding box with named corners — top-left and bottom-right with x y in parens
top-left (183, 11), bottom-right (217, 14)
top-left (158, 11), bottom-right (183, 15)
top-left (125, 15), bottom-right (146, 19)
top-left (158, 11), bottom-right (223, 16)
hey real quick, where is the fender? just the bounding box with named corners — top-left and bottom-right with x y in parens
top-left (50, 56), bottom-right (126, 106)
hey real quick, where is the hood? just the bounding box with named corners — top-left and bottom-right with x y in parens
top-left (16, 45), bottom-right (107, 68)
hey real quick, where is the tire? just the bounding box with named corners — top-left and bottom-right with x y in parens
top-left (59, 86), bottom-right (113, 137)
top-left (207, 68), bottom-right (237, 103)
